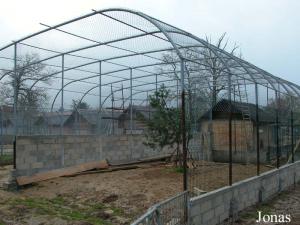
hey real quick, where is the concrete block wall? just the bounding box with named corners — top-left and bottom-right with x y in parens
top-left (189, 161), bottom-right (300, 225)
top-left (16, 134), bottom-right (175, 176)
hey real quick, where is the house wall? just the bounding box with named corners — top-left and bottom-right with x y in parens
top-left (189, 161), bottom-right (300, 225)
top-left (15, 134), bottom-right (178, 177)
top-left (200, 120), bottom-right (274, 163)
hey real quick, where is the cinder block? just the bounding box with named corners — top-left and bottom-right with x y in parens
top-left (31, 162), bottom-right (44, 169)
top-left (214, 204), bottom-right (225, 216)
top-left (202, 209), bottom-right (214, 223)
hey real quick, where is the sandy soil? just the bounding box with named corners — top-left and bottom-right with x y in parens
top-left (189, 161), bottom-right (273, 192)
top-left (0, 162), bottom-right (280, 225)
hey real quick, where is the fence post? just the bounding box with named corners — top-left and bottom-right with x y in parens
top-left (13, 42), bottom-right (18, 169)
top-left (255, 83), bottom-right (260, 175)
top-left (180, 59), bottom-right (187, 191)
top-left (291, 109), bottom-right (294, 163)
top-left (61, 54), bottom-right (65, 166)
top-left (228, 75), bottom-right (233, 185)
top-left (98, 61), bottom-right (102, 135)
top-left (275, 91), bottom-right (280, 168)
top-left (0, 106), bottom-right (3, 156)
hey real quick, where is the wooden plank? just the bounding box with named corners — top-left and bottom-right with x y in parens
top-left (64, 165), bottom-right (139, 177)
top-left (16, 160), bottom-right (108, 186)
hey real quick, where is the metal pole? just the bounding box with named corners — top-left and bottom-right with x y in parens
top-left (121, 83), bottom-right (124, 110)
top-left (130, 68), bottom-right (133, 133)
top-left (98, 61), bottom-right (102, 135)
top-left (291, 104), bottom-right (294, 163)
top-left (0, 106), bottom-right (3, 156)
top-left (155, 74), bottom-right (158, 93)
top-left (147, 91), bottom-right (150, 120)
top-left (180, 59), bottom-right (187, 191)
top-left (13, 43), bottom-right (17, 169)
top-left (60, 54), bottom-right (65, 135)
top-left (228, 76), bottom-right (233, 186)
top-left (177, 79), bottom-right (179, 108)
top-left (61, 54), bottom-right (65, 166)
top-left (233, 85), bottom-right (236, 154)
top-left (111, 84), bottom-right (114, 135)
top-left (275, 91), bottom-right (280, 168)
top-left (255, 83), bottom-right (260, 175)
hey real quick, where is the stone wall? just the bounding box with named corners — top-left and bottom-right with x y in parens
top-left (16, 134), bottom-right (175, 176)
top-left (189, 161), bottom-right (300, 225)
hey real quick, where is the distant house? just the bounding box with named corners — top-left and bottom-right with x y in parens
top-left (34, 109), bottom-right (123, 135)
top-left (76, 109), bottom-right (123, 135)
top-left (34, 111), bottom-right (74, 135)
top-left (0, 105), bottom-right (38, 136)
top-left (199, 99), bottom-right (287, 163)
top-left (118, 105), bottom-right (154, 134)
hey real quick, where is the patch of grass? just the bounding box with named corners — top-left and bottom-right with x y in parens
top-left (174, 167), bottom-right (184, 173)
top-left (9, 197), bottom-right (112, 225)
top-left (0, 154), bottom-right (13, 166)
top-left (111, 206), bottom-right (125, 216)
top-left (165, 166), bottom-right (184, 174)
top-left (241, 203), bottom-right (273, 220)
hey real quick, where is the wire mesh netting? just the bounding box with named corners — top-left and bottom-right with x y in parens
top-left (131, 191), bottom-right (189, 225)
top-left (0, 8), bottom-right (300, 218)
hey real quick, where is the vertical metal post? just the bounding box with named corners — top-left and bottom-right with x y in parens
top-left (129, 69), bottom-right (133, 160)
top-left (60, 54), bottom-right (65, 136)
top-left (275, 91), bottom-right (280, 168)
top-left (147, 91), bottom-right (150, 120)
top-left (98, 61), bottom-right (102, 135)
top-left (180, 59), bottom-right (187, 191)
top-left (13, 43), bottom-right (18, 169)
top-left (121, 83), bottom-right (124, 110)
top-left (155, 74), bottom-right (158, 93)
top-left (233, 85), bottom-right (236, 154)
top-left (228, 75), bottom-right (233, 186)
top-left (255, 83), bottom-right (260, 175)
top-left (0, 106), bottom-right (3, 156)
top-left (111, 84), bottom-right (114, 135)
top-left (291, 103), bottom-right (294, 163)
top-left (177, 79), bottom-right (179, 108)
top-left (61, 54), bottom-right (65, 166)
top-left (130, 68), bottom-right (133, 133)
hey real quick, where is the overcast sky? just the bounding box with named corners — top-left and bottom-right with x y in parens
top-left (1, 0), bottom-right (299, 85)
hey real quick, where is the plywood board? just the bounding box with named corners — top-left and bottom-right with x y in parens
top-left (17, 160), bottom-right (108, 186)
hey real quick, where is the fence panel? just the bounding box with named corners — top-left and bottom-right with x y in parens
top-left (131, 191), bottom-right (189, 225)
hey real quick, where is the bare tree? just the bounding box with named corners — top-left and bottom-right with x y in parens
top-left (0, 53), bottom-right (51, 110)
top-left (203, 33), bottom-right (241, 106)
top-left (0, 53), bottom-right (52, 134)
top-left (159, 33), bottom-right (242, 124)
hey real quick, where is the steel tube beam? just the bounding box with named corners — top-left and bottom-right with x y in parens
top-left (13, 43), bottom-right (17, 169)
top-left (98, 61), bottom-right (102, 134)
top-left (130, 68), bottom-right (133, 133)
top-left (255, 83), bottom-right (260, 175)
top-left (181, 59), bottom-right (187, 191)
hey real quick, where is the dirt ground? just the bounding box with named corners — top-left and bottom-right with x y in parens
top-left (189, 161), bottom-right (273, 192)
top-left (0, 163), bottom-right (182, 225)
top-left (0, 161), bottom-right (282, 225)
top-left (234, 184), bottom-right (300, 225)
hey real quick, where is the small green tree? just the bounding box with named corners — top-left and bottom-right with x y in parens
top-left (139, 85), bottom-right (190, 166)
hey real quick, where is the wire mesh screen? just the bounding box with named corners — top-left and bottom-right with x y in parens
top-left (0, 7), bottom-right (299, 200)
top-left (131, 191), bottom-right (189, 225)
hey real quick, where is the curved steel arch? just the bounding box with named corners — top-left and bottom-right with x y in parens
top-left (1, 7), bottom-right (299, 129)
